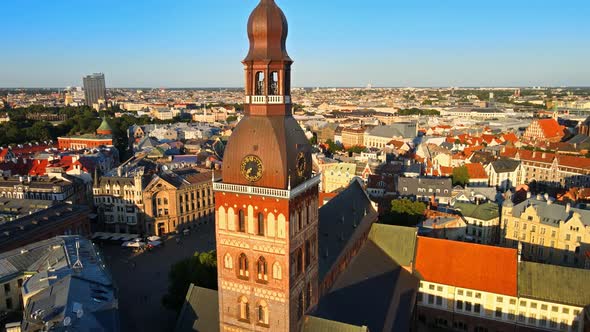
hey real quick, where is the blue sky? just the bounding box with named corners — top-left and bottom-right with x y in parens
top-left (1, 0), bottom-right (589, 88)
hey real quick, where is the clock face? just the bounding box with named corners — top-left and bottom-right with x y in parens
top-left (240, 155), bottom-right (263, 182)
top-left (296, 152), bottom-right (306, 177)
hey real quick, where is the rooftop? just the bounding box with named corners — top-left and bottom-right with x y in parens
top-left (415, 236), bottom-right (518, 296)
top-left (19, 236), bottom-right (118, 332)
top-left (454, 201), bottom-right (499, 221)
top-left (518, 262), bottom-right (590, 307)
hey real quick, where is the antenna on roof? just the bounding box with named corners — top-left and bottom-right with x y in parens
top-left (72, 240), bottom-right (83, 270)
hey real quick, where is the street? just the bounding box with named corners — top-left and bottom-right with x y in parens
top-left (100, 222), bottom-right (216, 332)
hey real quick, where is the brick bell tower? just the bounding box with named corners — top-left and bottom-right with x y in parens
top-left (213, 0), bottom-right (320, 331)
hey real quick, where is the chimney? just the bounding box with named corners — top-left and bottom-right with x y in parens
top-left (566, 203), bottom-right (571, 214)
top-left (536, 194), bottom-right (542, 201)
top-left (517, 242), bottom-right (522, 263)
top-left (532, 151), bottom-right (536, 158)
top-left (526, 192), bottom-right (532, 199)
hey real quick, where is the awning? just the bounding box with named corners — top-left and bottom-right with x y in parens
top-left (91, 232), bottom-right (106, 240)
top-left (99, 234), bottom-right (113, 240)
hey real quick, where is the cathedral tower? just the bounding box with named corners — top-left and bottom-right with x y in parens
top-left (213, 0), bottom-right (320, 330)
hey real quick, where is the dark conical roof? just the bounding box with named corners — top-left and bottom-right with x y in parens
top-left (243, 0), bottom-right (291, 62)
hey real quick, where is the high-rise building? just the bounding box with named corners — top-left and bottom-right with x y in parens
top-left (213, 0), bottom-right (320, 330)
top-left (83, 73), bottom-right (107, 108)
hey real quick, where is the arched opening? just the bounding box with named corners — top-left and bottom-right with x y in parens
top-left (267, 213), bottom-right (276, 237)
top-left (297, 291), bottom-right (304, 320)
top-left (272, 262), bottom-right (282, 280)
top-left (305, 240), bottom-right (311, 269)
top-left (306, 282), bottom-right (312, 309)
top-left (238, 296), bottom-right (250, 321)
top-left (224, 253), bottom-right (233, 269)
top-left (257, 256), bottom-right (268, 281)
top-left (296, 247), bottom-right (303, 276)
top-left (257, 300), bottom-right (269, 325)
top-left (238, 209), bottom-right (246, 232)
top-left (255, 71), bottom-right (265, 95)
top-left (257, 212), bottom-right (265, 236)
top-left (269, 71), bottom-right (279, 95)
top-left (218, 206), bottom-right (226, 230)
top-left (238, 253), bottom-right (249, 278)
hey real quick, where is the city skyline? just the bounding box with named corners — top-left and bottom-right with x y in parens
top-left (2, 0), bottom-right (589, 88)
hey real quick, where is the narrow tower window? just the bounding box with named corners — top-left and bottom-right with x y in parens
top-left (269, 71), bottom-right (279, 95)
top-left (255, 72), bottom-right (265, 95)
top-left (238, 209), bottom-right (246, 232)
top-left (257, 212), bottom-right (265, 236)
top-left (239, 296), bottom-right (250, 321)
top-left (272, 262), bottom-right (282, 280)
top-left (239, 253), bottom-right (249, 278)
top-left (257, 256), bottom-right (268, 281)
top-left (257, 300), bottom-right (269, 325)
top-left (297, 291), bottom-right (304, 320)
top-left (296, 247), bottom-right (303, 276)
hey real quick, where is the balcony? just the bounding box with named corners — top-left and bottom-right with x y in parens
top-left (268, 95), bottom-right (283, 104)
top-left (248, 95), bottom-right (291, 105)
top-left (213, 175), bottom-right (321, 200)
top-left (251, 96), bottom-right (266, 104)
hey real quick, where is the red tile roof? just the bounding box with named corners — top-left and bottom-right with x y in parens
top-left (415, 237), bottom-right (518, 296)
top-left (502, 133), bottom-right (518, 144)
top-left (464, 163), bottom-right (488, 179)
top-left (537, 118), bottom-right (564, 139)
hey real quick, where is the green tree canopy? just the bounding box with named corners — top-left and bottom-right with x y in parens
top-left (452, 166), bottom-right (470, 187)
top-left (380, 198), bottom-right (426, 227)
top-left (346, 145), bottom-right (366, 154)
top-left (324, 139), bottom-right (343, 153)
top-left (162, 250), bottom-right (218, 312)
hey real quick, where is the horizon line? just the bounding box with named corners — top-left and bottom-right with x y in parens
top-left (2, 86), bottom-right (590, 90)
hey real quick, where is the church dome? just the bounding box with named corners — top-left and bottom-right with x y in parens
top-left (243, 0), bottom-right (291, 62)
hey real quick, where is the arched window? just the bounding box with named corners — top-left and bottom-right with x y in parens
top-left (257, 300), bottom-right (269, 325)
top-left (257, 213), bottom-right (265, 236)
top-left (255, 72), bottom-right (265, 96)
top-left (272, 262), bottom-right (282, 280)
top-left (239, 296), bottom-right (250, 321)
top-left (224, 253), bottom-right (233, 269)
top-left (296, 247), bottom-right (303, 276)
top-left (238, 253), bottom-right (249, 278)
top-left (305, 240), bottom-right (311, 269)
top-left (297, 291), bottom-right (304, 320)
top-left (269, 71), bottom-right (279, 95)
top-left (238, 210), bottom-right (246, 232)
top-left (306, 282), bottom-right (312, 309)
top-left (257, 256), bottom-right (268, 281)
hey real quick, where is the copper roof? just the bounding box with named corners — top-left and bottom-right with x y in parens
top-left (222, 116), bottom-right (311, 189)
top-left (243, 0), bottom-right (291, 62)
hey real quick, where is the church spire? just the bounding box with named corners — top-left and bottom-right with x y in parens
top-left (220, 0), bottom-right (312, 190)
top-left (243, 0), bottom-right (292, 117)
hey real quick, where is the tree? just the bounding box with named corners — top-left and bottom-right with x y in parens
top-left (309, 135), bottom-right (317, 145)
top-left (346, 145), bottom-right (365, 154)
top-left (325, 139), bottom-right (343, 153)
top-left (380, 198), bottom-right (426, 227)
top-left (452, 166), bottom-right (470, 187)
top-left (226, 115), bottom-right (238, 123)
top-left (162, 250), bottom-right (218, 312)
